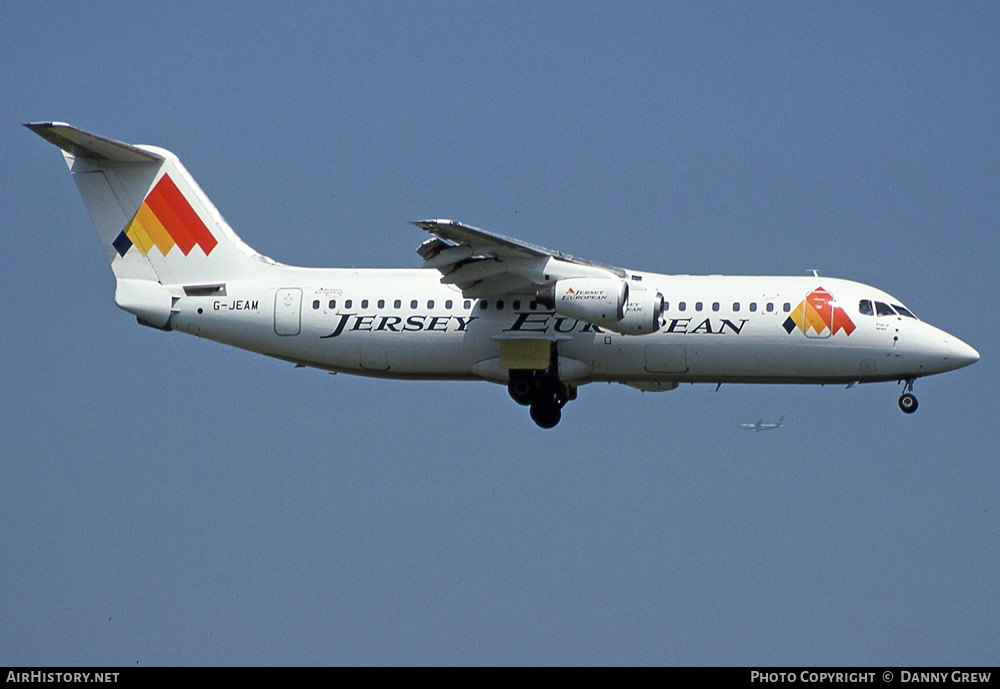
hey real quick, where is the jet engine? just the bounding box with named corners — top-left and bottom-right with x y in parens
top-left (536, 277), bottom-right (664, 336)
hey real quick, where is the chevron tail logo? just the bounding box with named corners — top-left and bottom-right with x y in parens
top-left (112, 174), bottom-right (218, 258)
top-left (782, 287), bottom-right (856, 336)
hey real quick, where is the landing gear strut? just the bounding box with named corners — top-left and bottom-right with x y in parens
top-left (507, 343), bottom-right (576, 429)
top-left (898, 378), bottom-right (918, 414)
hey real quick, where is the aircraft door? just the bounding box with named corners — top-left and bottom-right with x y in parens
top-left (274, 288), bottom-right (302, 336)
top-left (799, 288), bottom-right (836, 339)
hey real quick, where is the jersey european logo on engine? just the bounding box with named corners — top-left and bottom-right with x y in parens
top-left (111, 174), bottom-right (218, 258)
top-left (782, 287), bottom-right (856, 336)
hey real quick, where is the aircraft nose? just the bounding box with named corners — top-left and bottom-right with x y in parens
top-left (906, 324), bottom-right (979, 374)
top-left (944, 337), bottom-right (980, 370)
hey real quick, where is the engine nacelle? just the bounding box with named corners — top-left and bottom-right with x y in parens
top-left (536, 277), bottom-right (664, 336)
top-left (616, 289), bottom-right (665, 335)
top-left (536, 277), bottom-right (627, 326)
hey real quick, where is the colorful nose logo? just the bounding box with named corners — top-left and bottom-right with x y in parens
top-left (783, 287), bottom-right (856, 336)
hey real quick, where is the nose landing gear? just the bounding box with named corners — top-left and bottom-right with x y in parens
top-left (898, 378), bottom-right (918, 414)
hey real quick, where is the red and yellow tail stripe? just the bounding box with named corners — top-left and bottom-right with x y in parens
top-left (112, 174), bottom-right (217, 257)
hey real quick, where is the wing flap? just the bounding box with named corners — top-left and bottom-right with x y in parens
top-left (418, 239), bottom-right (474, 271)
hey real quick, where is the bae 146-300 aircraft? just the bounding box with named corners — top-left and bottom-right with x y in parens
top-left (27, 123), bottom-right (980, 428)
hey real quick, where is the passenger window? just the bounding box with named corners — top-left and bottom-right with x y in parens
top-left (427, 300), bottom-right (434, 309)
top-left (875, 301), bottom-right (896, 317)
top-left (464, 300), bottom-right (471, 310)
top-left (733, 302), bottom-right (740, 312)
top-left (377, 299), bottom-right (385, 309)
top-left (750, 302), bottom-right (757, 312)
top-left (312, 300), bottom-right (320, 310)
top-left (663, 302), bottom-right (669, 311)
top-left (766, 302), bottom-right (774, 312)
top-left (529, 300), bottom-right (537, 310)
top-left (859, 299), bottom-right (874, 316)
top-left (783, 303), bottom-right (791, 312)
top-left (893, 304), bottom-right (916, 318)
top-left (410, 300), bottom-right (418, 309)
top-left (361, 299), bottom-right (369, 309)
top-left (679, 301), bottom-right (686, 312)
top-left (480, 301), bottom-right (488, 310)
top-left (513, 300), bottom-right (521, 310)
top-left (328, 299), bottom-right (336, 309)
top-left (345, 299), bottom-right (353, 309)
top-left (695, 302), bottom-right (703, 312)
top-left (445, 300), bottom-right (453, 309)
top-left (497, 300), bottom-right (504, 310)
top-left (394, 299), bottom-right (401, 309)
top-left (712, 302), bottom-right (720, 312)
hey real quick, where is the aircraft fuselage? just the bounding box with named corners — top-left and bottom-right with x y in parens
top-left (169, 268), bottom-right (975, 387)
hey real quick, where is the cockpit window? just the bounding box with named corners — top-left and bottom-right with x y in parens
top-left (874, 301), bottom-right (896, 317)
top-left (892, 304), bottom-right (917, 319)
top-left (859, 299), bottom-right (874, 316)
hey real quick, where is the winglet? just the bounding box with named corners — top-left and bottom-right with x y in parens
top-left (24, 122), bottom-right (162, 163)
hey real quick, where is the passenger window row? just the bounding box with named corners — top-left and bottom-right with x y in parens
top-left (667, 301), bottom-right (791, 314)
top-left (312, 298), bottom-right (473, 311)
top-left (310, 296), bottom-right (859, 319)
top-left (480, 300), bottom-right (534, 311)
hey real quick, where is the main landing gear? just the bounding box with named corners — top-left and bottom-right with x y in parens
top-left (898, 378), bottom-right (918, 414)
top-left (507, 343), bottom-right (576, 429)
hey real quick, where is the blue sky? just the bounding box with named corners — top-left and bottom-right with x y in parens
top-left (2, 2), bottom-right (998, 665)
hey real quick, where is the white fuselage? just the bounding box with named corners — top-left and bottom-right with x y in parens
top-left (167, 267), bottom-right (977, 387)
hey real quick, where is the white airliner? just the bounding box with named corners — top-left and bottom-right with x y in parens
top-left (739, 417), bottom-right (785, 432)
top-left (27, 123), bottom-right (980, 428)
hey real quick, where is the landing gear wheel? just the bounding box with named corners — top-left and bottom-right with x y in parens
top-left (508, 375), bottom-right (535, 406)
top-left (530, 403), bottom-right (562, 429)
top-left (898, 378), bottom-right (918, 414)
top-left (514, 343), bottom-right (572, 428)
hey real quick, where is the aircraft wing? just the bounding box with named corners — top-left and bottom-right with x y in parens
top-left (412, 219), bottom-right (627, 297)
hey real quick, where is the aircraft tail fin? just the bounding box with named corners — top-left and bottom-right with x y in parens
top-left (26, 122), bottom-right (278, 295)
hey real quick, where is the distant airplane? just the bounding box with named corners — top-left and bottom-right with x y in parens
top-left (26, 123), bottom-right (980, 428)
top-left (739, 417), bottom-right (785, 432)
